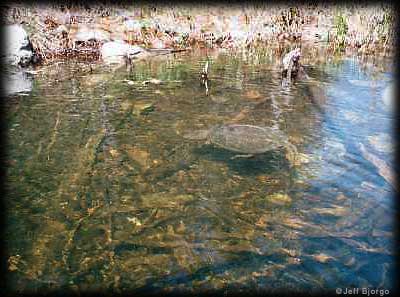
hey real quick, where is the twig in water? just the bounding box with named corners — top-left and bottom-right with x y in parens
top-left (47, 111), bottom-right (61, 160)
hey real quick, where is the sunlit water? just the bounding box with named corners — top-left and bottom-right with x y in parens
top-left (5, 48), bottom-right (396, 294)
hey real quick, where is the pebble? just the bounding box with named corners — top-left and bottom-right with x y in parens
top-left (266, 193), bottom-right (292, 205)
top-left (313, 253), bottom-right (334, 263)
top-left (127, 216), bottom-right (142, 226)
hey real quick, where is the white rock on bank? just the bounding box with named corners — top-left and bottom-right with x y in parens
top-left (2, 24), bottom-right (33, 66)
top-left (73, 26), bottom-right (110, 44)
top-left (100, 41), bottom-right (145, 64)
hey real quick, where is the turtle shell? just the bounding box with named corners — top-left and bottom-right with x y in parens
top-left (208, 124), bottom-right (288, 154)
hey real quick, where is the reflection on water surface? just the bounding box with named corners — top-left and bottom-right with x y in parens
top-left (5, 47), bottom-right (395, 294)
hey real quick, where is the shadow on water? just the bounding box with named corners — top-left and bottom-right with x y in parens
top-left (192, 145), bottom-right (291, 176)
top-left (126, 247), bottom-right (328, 294)
top-left (125, 251), bottom-right (283, 293)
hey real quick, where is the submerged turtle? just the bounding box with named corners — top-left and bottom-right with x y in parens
top-left (183, 124), bottom-right (298, 164)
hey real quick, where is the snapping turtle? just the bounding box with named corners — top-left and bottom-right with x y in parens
top-left (183, 124), bottom-right (297, 164)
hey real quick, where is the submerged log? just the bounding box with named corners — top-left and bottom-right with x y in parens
top-left (307, 82), bottom-right (327, 111)
top-left (359, 143), bottom-right (397, 191)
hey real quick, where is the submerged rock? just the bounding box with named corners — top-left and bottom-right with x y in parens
top-left (2, 25), bottom-right (34, 66)
top-left (348, 79), bottom-right (372, 88)
top-left (382, 83), bottom-right (394, 110)
top-left (359, 143), bottom-right (396, 191)
top-left (307, 83), bottom-right (327, 111)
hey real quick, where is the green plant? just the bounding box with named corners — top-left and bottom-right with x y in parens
top-left (335, 13), bottom-right (348, 36)
top-left (334, 13), bottom-right (348, 50)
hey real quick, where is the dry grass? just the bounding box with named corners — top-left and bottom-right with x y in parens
top-left (2, 3), bottom-right (395, 63)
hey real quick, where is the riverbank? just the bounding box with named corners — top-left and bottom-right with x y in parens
top-left (1, 3), bottom-right (395, 64)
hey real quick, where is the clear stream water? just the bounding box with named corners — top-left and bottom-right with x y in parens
top-left (5, 47), bottom-right (396, 294)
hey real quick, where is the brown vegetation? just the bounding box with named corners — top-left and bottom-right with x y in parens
top-left (2, 3), bottom-right (395, 63)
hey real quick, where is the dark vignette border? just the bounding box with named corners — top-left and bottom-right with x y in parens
top-left (0, 0), bottom-right (399, 297)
